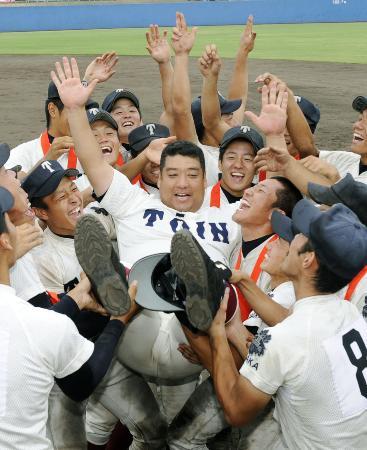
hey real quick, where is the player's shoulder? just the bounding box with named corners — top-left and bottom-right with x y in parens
top-left (11, 136), bottom-right (40, 153)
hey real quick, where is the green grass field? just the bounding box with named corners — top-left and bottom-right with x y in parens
top-left (0, 22), bottom-right (366, 63)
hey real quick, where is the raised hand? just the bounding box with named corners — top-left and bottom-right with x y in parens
top-left (239, 15), bottom-right (256, 53)
top-left (46, 136), bottom-right (74, 160)
top-left (208, 287), bottom-right (230, 338)
top-left (146, 24), bottom-right (171, 64)
top-left (171, 11), bottom-right (198, 55)
top-left (15, 223), bottom-right (43, 259)
top-left (245, 81), bottom-right (288, 136)
top-left (254, 146), bottom-right (291, 173)
top-left (177, 343), bottom-right (202, 365)
top-left (198, 44), bottom-right (221, 78)
top-left (51, 57), bottom-right (98, 109)
top-left (83, 52), bottom-right (119, 84)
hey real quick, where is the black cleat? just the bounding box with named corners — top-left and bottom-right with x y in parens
top-left (74, 214), bottom-right (130, 316)
top-left (170, 229), bottom-right (231, 331)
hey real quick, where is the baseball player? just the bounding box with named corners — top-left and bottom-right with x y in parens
top-left (206, 199), bottom-right (367, 449)
top-left (351, 94), bottom-right (367, 182)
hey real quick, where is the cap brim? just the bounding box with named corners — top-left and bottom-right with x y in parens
top-left (0, 186), bottom-right (14, 213)
top-left (292, 199), bottom-right (323, 237)
top-left (130, 136), bottom-right (154, 154)
top-left (220, 99), bottom-right (242, 115)
top-left (128, 253), bottom-right (185, 312)
top-left (0, 143), bottom-right (10, 168)
top-left (271, 210), bottom-right (295, 243)
top-left (308, 182), bottom-right (341, 206)
top-left (88, 111), bottom-right (118, 131)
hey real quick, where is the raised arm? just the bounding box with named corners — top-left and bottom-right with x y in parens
top-left (200, 44), bottom-right (230, 144)
top-left (83, 52), bottom-right (119, 85)
top-left (171, 12), bottom-right (198, 142)
top-left (146, 25), bottom-right (175, 132)
top-left (51, 57), bottom-right (113, 196)
top-left (227, 15), bottom-right (256, 126)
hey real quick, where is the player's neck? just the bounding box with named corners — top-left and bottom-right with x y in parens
top-left (47, 123), bottom-right (63, 138)
top-left (360, 153), bottom-right (367, 165)
top-left (0, 261), bottom-right (10, 286)
top-left (293, 277), bottom-right (320, 301)
top-left (241, 222), bottom-right (272, 242)
top-left (270, 274), bottom-right (290, 290)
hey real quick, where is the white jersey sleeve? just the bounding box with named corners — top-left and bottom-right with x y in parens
top-left (10, 252), bottom-right (45, 301)
top-left (99, 169), bottom-right (149, 220)
top-left (198, 144), bottom-right (220, 186)
top-left (319, 150), bottom-right (360, 178)
top-left (6, 138), bottom-right (43, 173)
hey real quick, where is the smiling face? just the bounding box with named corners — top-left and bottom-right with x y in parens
top-left (91, 120), bottom-right (120, 166)
top-left (142, 161), bottom-right (160, 186)
top-left (110, 98), bottom-right (142, 144)
top-left (261, 237), bottom-right (289, 277)
top-left (0, 167), bottom-right (35, 226)
top-left (34, 177), bottom-right (83, 236)
top-left (351, 110), bottom-right (367, 159)
top-left (219, 139), bottom-right (256, 196)
top-left (158, 154), bottom-right (206, 212)
top-left (232, 178), bottom-right (283, 227)
top-left (280, 233), bottom-right (310, 280)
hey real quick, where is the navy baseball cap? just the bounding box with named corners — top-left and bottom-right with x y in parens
top-left (102, 89), bottom-right (140, 115)
top-left (352, 96), bottom-right (367, 114)
top-left (22, 160), bottom-right (79, 202)
top-left (87, 108), bottom-right (118, 131)
top-left (272, 199), bottom-right (367, 280)
top-left (47, 81), bottom-right (99, 109)
top-left (271, 210), bottom-right (295, 243)
top-left (0, 187), bottom-right (14, 233)
top-left (128, 123), bottom-right (170, 157)
top-left (219, 126), bottom-right (264, 158)
top-left (0, 143), bottom-right (10, 168)
top-left (191, 93), bottom-right (241, 139)
top-left (128, 253), bottom-right (185, 312)
top-left (308, 173), bottom-right (367, 226)
top-left (294, 95), bottom-right (320, 134)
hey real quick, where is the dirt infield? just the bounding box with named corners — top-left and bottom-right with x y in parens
top-left (0, 54), bottom-right (364, 150)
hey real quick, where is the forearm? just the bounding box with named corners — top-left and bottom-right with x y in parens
top-left (159, 60), bottom-right (174, 115)
top-left (202, 75), bottom-right (228, 143)
top-left (66, 106), bottom-right (113, 196)
top-left (237, 280), bottom-right (289, 327)
top-left (172, 54), bottom-right (197, 141)
top-left (287, 90), bottom-right (317, 157)
top-left (283, 158), bottom-right (334, 194)
top-left (55, 320), bottom-right (124, 401)
top-left (116, 151), bottom-right (149, 180)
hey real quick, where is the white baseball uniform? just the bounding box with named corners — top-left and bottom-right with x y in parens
top-left (240, 294), bottom-right (367, 449)
top-left (319, 149), bottom-right (361, 178)
top-left (0, 283), bottom-right (93, 450)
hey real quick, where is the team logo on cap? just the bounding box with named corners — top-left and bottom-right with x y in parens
top-left (146, 124), bottom-right (156, 136)
top-left (294, 95), bottom-right (302, 103)
top-left (41, 161), bottom-right (55, 173)
top-left (88, 108), bottom-right (99, 116)
top-left (240, 126), bottom-right (250, 134)
top-left (115, 89), bottom-right (125, 93)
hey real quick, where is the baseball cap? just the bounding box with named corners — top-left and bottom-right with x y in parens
top-left (22, 160), bottom-right (79, 201)
top-left (128, 253), bottom-right (185, 312)
top-left (294, 95), bottom-right (320, 134)
top-left (128, 123), bottom-right (170, 157)
top-left (102, 89), bottom-right (140, 115)
top-left (0, 143), bottom-right (10, 168)
top-left (87, 108), bottom-right (118, 131)
top-left (0, 186), bottom-right (14, 234)
top-left (272, 198), bottom-right (367, 280)
top-left (352, 96), bottom-right (367, 114)
top-left (308, 173), bottom-right (367, 226)
top-left (191, 93), bottom-right (241, 139)
top-left (47, 81), bottom-right (99, 109)
top-left (219, 126), bottom-right (264, 157)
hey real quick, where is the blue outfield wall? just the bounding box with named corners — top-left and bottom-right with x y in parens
top-left (0, 0), bottom-right (366, 32)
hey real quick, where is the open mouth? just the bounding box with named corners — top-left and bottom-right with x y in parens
top-left (101, 146), bottom-right (113, 155)
top-left (352, 133), bottom-right (364, 144)
top-left (68, 207), bottom-right (82, 218)
top-left (231, 172), bottom-right (245, 182)
top-left (174, 193), bottom-right (191, 200)
top-left (122, 121), bottom-right (134, 128)
top-left (239, 199), bottom-right (250, 210)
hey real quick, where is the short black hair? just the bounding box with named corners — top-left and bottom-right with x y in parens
top-left (31, 197), bottom-right (48, 210)
top-left (298, 240), bottom-right (349, 293)
top-left (160, 140), bottom-right (206, 173)
top-left (271, 176), bottom-right (303, 218)
top-left (45, 98), bottom-right (64, 129)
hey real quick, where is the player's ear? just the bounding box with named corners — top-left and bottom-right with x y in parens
top-left (33, 207), bottom-right (48, 222)
top-left (157, 174), bottom-right (161, 189)
top-left (0, 232), bottom-right (12, 251)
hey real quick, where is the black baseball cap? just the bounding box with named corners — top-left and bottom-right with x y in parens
top-left (22, 160), bottom-right (79, 202)
top-left (102, 89), bottom-right (141, 115)
top-left (294, 95), bottom-right (320, 134)
top-left (352, 96), bottom-right (367, 114)
top-left (128, 253), bottom-right (186, 312)
top-left (0, 187), bottom-right (14, 233)
top-left (87, 108), bottom-right (118, 131)
top-left (47, 81), bottom-right (99, 109)
top-left (219, 126), bottom-right (264, 158)
top-left (308, 173), bottom-right (367, 226)
top-left (128, 123), bottom-right (170, 157)
top-left (191, 93), bottom-right (241, 139)
top-left (0, 143), bottom-right (10, 168)
top-left (272, 199), bottom-right (367, 280)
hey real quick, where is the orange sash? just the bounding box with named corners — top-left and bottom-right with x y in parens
top-left (209, 181), bottom-right (222, 207)
top-left (344, 266), bottom-right (367, 301)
